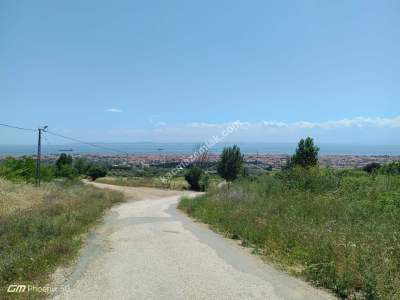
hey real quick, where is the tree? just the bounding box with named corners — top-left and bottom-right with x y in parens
top-left (184, 166), bottom-right (203, 191)
top-left (55, 153), bottom-right (76, 178)
top-left (56, 153), bottom-right (72, 169)
top-left (217, 145), bottom-right (244, 181)
top-left (363, 162), bottom-right (381, 174)
top-left (74, 157), bottom-right (90, 175)
top-left (290, 137), bottom-right (319, 168)
top-left (87, 164), bottom-right (107, 181)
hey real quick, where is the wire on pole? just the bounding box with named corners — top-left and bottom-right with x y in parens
top-left (35, 126), bottom-right (48, 187)
top-left (1, 123), bottom-right (131, 182)
top-left (0, 123), bottom-right (36, 132)
top-left (1, 123), bottom-right (128, 156)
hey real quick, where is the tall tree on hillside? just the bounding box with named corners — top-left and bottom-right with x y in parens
top-left (55, 153), bottom-right (76, 178)
top-left (74, 157), bottom-right (90, 175)
top-left (290, 137), bottom-right (319, 168)
top-left (217, 145), bottom-right (244, 181)
top-left (56, 153), bottom-right (72, 169)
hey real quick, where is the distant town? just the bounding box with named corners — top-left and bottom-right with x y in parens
top-left (3, 153), bottom-right (398, 170)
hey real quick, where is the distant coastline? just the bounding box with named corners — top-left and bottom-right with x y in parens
top-left (0, 142), bottom-right (400, 156)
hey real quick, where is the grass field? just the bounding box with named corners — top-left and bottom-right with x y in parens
top-left (0, 179), bottom-right (123, 299)
top-left (96, 176), bottom-right (189, 190)
top-left (178, 167), bottom-right (400, 299)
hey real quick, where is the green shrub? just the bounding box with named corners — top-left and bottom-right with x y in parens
top-left (276, 166), bottom-right (340, 193)
top-left (184, 167), bottom-right (203, 191)
top-left (380, 161), bottom-right (400, 175)
top-left (362, 162), bottom-right (381, 173)
top-left (0, 156), bottom-right (54, 183)
top-left (199, 174), bottom-right (210, 191)
top-left (87, 164), bottom-right (108, 181)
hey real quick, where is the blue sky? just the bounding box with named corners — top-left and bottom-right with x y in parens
top-left (1, 0), bottom-right (399, 144)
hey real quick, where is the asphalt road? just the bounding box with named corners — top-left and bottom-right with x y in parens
top-left (52, 182), bottom-right (335, 300)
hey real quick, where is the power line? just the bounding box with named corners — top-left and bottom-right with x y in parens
top-left (45, 130), bottom-right (128, 155)
top-left (0, 123), bottom-right (127, 155)
top-left (0, 122), bottom-right (45, 186)
top-left (1, 122), bottom-right (129, 187)
top-left (0, 123), bottom-right (36, 132)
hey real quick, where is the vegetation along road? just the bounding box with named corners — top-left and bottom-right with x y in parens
top-left (52, 182), bottom-right (334, 300)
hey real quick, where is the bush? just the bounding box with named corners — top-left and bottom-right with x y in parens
top-left (277, 166), bottom-right (340, 193)
top-left (184, 167), bottom-right (203, 191)
top-left (0, 156), bottom-right (54, 183)
top-left (0, 156), bottom-right (36, 183)
top-left (87, 164), bottom-right (108, 181)
top-left (199, 174), bottom-right (210, 191)
top-left (363, 162), bottom-right (381, 173)
top-left (380, 161), bottom-right (400, 175)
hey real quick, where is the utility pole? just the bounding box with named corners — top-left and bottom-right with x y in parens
top-left (35, 126), bottom-right (48, 187)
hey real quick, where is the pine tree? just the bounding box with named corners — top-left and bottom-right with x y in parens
top-left (290, 137), bottom-right (319, 167)
top-left (217, 145), bottom-right (244, 181)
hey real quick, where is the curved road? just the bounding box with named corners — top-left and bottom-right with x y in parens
top-left (52, 182), bottom-right (335, 300)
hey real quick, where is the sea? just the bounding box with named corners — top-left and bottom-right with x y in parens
top-left (0, 143), bottom-right (399, 156)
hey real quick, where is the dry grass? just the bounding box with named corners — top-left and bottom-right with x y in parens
top-left (0, 179), bottom-right (48, 217)
top-left (0, 180), bottom-right (124, 299)
top-left (96, 176), bottom-right (189, 190)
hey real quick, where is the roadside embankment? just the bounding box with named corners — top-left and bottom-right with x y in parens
top-left (178, 167), bottom-right (400, 299)
top-left (0, 179), bottom-right (123, 299)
